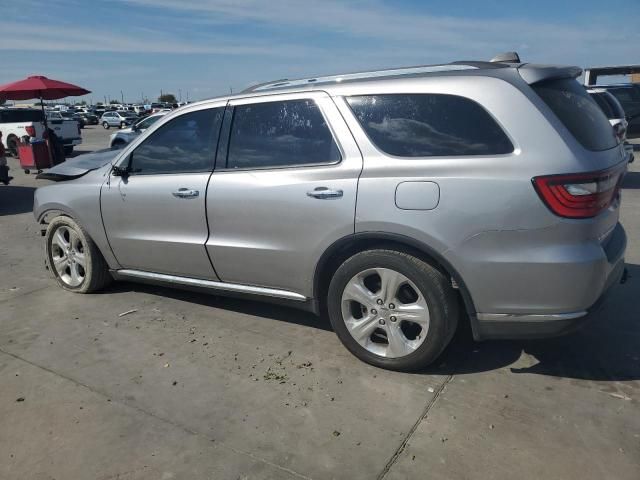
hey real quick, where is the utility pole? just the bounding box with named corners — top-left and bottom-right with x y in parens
top-left (121, 90), bottom-right (124, 104)
top-left (103, 95), bottom-right (107, 105)
top-left (179, 89), bottom-right (182, 102)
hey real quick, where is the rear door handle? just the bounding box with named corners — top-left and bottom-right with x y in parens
top-left (307, 187), bottom-right (343, 199)
top-left (172, 188), bottom-right (199, 199)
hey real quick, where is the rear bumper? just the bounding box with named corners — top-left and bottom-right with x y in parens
top-left (473, 223), bottom-right (627, 340)
top-left (63, 138), bottom-right (82, 146)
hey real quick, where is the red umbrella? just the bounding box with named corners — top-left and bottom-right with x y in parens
top-left (0, 75), bottom-right (91, 160)
top-left (0, 75), bottom-right (90, 101)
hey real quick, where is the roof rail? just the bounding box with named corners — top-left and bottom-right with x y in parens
top-left (241, 63), bottom-right (480, 93)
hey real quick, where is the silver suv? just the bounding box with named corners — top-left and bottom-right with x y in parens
top-left (34, 60), bottom-right (628, 371)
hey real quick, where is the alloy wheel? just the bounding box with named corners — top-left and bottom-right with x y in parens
top-left (340, 268), bottom-right (430, 358)
top-left (50, 225), bottom-right (86, 287)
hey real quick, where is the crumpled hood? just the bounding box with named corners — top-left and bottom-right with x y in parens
top-left (36, 148), bottom-right (119, 181)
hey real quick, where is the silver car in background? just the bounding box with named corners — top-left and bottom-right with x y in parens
top-left (34, 58), bottom-right (628, 371)
top-left (109, 112), bottom-right (168, 148)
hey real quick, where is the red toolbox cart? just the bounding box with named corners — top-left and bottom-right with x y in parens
top-left (18, 140), bottom-right (52, 174)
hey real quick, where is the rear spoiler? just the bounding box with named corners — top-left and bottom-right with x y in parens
top-left (517, 64), bottom-right (582, 85)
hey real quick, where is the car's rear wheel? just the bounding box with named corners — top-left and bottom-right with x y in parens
top-left (327, 249), bottom-right (458, 371)
top-left (102, 122), bottom-right (110, 129)
top-left (45, 216), bottom-right (112, 293)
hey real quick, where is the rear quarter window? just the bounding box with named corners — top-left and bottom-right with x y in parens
top-left (346, 94), bottom-right (513, 157)
top-left (532, 79), bottom-right (617, 151)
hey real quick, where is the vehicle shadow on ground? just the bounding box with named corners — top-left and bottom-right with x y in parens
top-left (105, 264), bottom-right (640, 383)
top-left (622, 171), bottom-right (640, 189)
top-left (0, 186), bottom-right (35, 216)
top-left (432, 263), bottom-right (640, 382)
top-left (108, 281), bottom-right (333, 332)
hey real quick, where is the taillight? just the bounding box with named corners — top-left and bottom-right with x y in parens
top-left (533, 164), bottom-right (626, 219)
top-left (25, 126), bottom-right (36, 137)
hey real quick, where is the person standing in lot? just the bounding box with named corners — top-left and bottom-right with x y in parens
top-left (0, 131), bottom-right (14, 185)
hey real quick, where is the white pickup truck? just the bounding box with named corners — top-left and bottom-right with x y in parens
top-left (45, 111), bottom-right (83, 155)
top-left (0, 108), bottom-right (82, 156)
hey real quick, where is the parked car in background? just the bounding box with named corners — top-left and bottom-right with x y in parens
top-left (61, 110), bottom-right (86, 129)
top-left (109, 112), bottom-right (168, 148)
top-left (150, 102), bottom-right (171, 113)
top-left (45, 111), bottom-right (83, 155)
top-left (34, 59), bottom-right (628, 371)
top-left (133, 105), bottom-right (149, 116)
top-left (587, 88), bottom-right (634, 163)
top-left (77, 111), bottom-right (99, 126)
top-left (0, 108), bottom-right (46, 156)
top-left (594, 84), bottom-right (640, 139)
top-left (100, 111), bottom-right (137, 129)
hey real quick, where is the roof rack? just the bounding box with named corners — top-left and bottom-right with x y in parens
top-left (241, 63), bottom-right (481, 93)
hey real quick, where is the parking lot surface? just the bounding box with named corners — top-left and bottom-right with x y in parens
top-left (1, 126), bottom-right (639, 479)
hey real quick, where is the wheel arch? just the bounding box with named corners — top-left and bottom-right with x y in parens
top-left (37, 206), bottom-right (120, 270)
top-left (312, 232), bottom-right (478, 329)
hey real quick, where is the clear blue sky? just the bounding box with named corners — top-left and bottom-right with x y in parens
top-left (1, 0), bottom-right (638, 104)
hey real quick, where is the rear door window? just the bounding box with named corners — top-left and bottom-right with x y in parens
top-left (225, 99), bottom-right (341, 169)
top-left (346, 94), bottom-right (513, 157)
top-left (532, 79), bottom-right (617, 151)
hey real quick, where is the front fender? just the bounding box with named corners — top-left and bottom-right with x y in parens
top-left (34, 170), bottom-right (120, 270)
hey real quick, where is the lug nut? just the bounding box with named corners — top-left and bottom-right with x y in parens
top-left (371, 309), bottom-right (377, 315)
top-left (378, 319), bottom-right (386, 325)
top-left (389, 303), bottom-right (395, 309)
top-left (377, 299), bottom-right (384, 305)
top-left (390, 316), bottom-right (397, 322)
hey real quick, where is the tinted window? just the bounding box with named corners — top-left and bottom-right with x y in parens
top-left (129, 108), bottom-right (223, 174)
top-left (532, 79), bottom-right (617, 151)
top-left (346, 94), bottom-right (513, 157)
top-left (137, 115), bottom-right (161, 130)
top-left (226, 99), bottom-right (341, 169)
top-left (0, 109), bottom-right (44, 123)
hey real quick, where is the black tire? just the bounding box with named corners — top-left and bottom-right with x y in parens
top-left (44, 216), bottom-right (112, 293)
top-left (119, 122), bottom-right (125, 129)
top-left (102, 122), bottom-right (110, 129)
top-left (64, 146), bottom-right (73, 155)
top-left (6, 135), bottom-right (18, 157)
top-left (327, 249), bottom-right (458, 371)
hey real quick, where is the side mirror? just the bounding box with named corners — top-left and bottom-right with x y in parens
top-left (111, 165), bottom-right (130, 178)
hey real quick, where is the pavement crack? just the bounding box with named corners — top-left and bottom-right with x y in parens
top-left (376, 374), bottom-right (455, 480)
top-left (0, 347), bottom-right (313, 480)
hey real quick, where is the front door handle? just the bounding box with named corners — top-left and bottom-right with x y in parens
top-left (307, 187), bottom-right (343, 199)
top-left (172, 188), bottom-right (200, 199)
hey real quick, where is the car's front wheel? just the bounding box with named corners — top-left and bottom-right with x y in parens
top-left (102, 122), bottom-right (110, 129)
top-left (327, 249), bottom-right (458, 371)
top-left (45, 216), bottom-right (112, 293)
